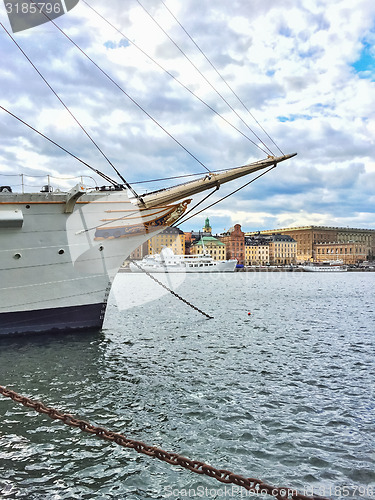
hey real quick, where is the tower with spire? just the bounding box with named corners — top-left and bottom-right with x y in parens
top-left (203, 217), bottom-right (212, 234)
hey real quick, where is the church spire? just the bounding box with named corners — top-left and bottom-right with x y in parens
top-left (203, 217), bottom-right (212, 234)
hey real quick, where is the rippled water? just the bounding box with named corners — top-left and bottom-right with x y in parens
top-left (1, 272), bottom-right (374, 499)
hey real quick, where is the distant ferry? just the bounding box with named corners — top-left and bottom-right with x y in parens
top-left (301, 260), bottom-right (347, 272)
top-left (129, 248), bottom-right (237, 273)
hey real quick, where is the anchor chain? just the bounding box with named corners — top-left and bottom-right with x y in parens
top-left (130, 259), bottom-right (214, 319)
top-left (0, 385), bottom-right (329, 500)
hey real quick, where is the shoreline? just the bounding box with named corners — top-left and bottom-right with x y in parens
top-left (119, 266), bottom-right (375, 273)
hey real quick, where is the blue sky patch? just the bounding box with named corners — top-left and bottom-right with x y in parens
top-left (277, 114), bottom-right (312, 122)
top-left (104, 39), bottom-right (130, 50)
top-left (352, 39), bottom-right (375, 80)
top-left (104, 40), bottom-right (116, 49)
top-left (279, 25), bottom-right (292, 37)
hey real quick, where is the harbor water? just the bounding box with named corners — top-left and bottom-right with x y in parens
top-left (0, 272), bottom-right (374, 499)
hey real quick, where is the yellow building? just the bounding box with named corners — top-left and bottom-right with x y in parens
top-left (190, 236), bottom-right (226, 260)
top-left (147, 227), bottom-right (185, 255)
top-left (268, 234), bottom-right (297, 265)
top-left (245, 234), bottom-right (296, 265)
top-left (244, 239), bottom-right (269, 266)
top-left (315, 242), bottom-right (369, 265)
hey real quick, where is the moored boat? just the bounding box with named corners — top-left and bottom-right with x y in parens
top-left (301, 260), bottom-right (347, 272)
top-left (129, 247), bottom-right (237, 273)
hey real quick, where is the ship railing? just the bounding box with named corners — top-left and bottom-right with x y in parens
top-left (0, 173), bottom-right (97, 193)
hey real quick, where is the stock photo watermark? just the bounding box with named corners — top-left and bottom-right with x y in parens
top-left (163, 484), bottom-right (374, 498)
top-left (4, 0), bottom-right (79, 33)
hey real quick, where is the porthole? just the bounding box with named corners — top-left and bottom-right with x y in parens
top-left (14, 253), bottom-right (22, 259)
top-left (99, 246), bottom-right (104, 252)
top-left (58, 249), bottom-right (65, 255)
top-left (25, 205), bottom-right (30, 209)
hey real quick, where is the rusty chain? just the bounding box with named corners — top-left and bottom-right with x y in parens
top-left (0, 385), bottom-right (329, 500)
top-left (130, 259), bottom-right (214, 319)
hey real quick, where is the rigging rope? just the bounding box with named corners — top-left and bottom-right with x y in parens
top-left (159, 0), bottom-right (284, 156)
top-left (0, 102), bottom-right (212, 194)
top-left (131, 171), bottom-right (209, 184)
top-left (21, 0), bottom-right (210, 173)
top-left (0, 104), bottom-right (119, 187)
top-left (175, 164), bottom-right (277, 227)
top-left (130, 162), bottom-right (280, 186)
top-left (0, 22), bottom-right (137, 196)
top-left (81, 0), bottom-right (272, 157)
top-left (0, 385), bottom-right (329, 500)
top-left (171, 184), bottom-right (220, 228)
top-left (136, 0), bottom-right (274, 157)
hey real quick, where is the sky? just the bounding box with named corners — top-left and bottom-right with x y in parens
top-left (0, 0), bottom-right (374, 234)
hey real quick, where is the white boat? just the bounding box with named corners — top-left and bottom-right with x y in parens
top-left (301, 260), bottom-right (347, 272)
top-left (129, 247), bottom-right (237, 273)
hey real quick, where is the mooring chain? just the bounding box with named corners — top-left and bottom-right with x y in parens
top-left (0, 386), bottom-right (329, 500)
top-left (130, 260), bottom-right (214, 319)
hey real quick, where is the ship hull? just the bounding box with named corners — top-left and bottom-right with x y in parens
top-left (0, 188), bottom-right (186, 336)
top-left (0, 303), bottom-right (105, 336)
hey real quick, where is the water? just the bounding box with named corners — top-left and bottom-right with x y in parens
top-left (0, 272), bottom-right (374, 499)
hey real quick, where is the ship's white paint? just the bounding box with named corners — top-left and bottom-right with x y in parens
top-left (0, 187), bottom-right (184, 334)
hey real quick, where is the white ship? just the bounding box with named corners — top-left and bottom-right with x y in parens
top-left (0, 154), bottom-right (295, 336)
top-left (129, 247), bottom-right (237, 273)
top-left (0, 5), bottom-right (298, 336)
top-left (301, 260), bottom-right (347, 272)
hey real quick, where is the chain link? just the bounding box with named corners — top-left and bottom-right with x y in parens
top-left (130, 259), bottom-right (214, 319)
top-left (0, 385), bottom-right (329, 499)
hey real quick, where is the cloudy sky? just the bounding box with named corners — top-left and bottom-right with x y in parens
top-left (0, 0), bottom-right (374, 233)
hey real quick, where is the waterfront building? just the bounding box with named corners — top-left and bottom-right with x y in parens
top-left (190, 218), bottom-right (213, 241)
top-left (129, 228), bottom-right (185, 259)
top-left (190, 235), bottom-right (226, 260)
top-left (184, 231), bottom-right (193, 255)
top-left (128, 241), bottom-right (148, 261)
top-left (244, 233), bottom-right (297, 266)
top-left (218, 224), bottom-right (245, 265)
top-left (147, 226), bottom-right (185, 255)
top-left (315, 241), bottom-right (369, 265)
top-left (185, 218), bottom-right (214, 254)
top-left (246, 226), bottom-right (375, 263)
top-left (268, 234), bottom-right (297, 265)
top-left (129, 227), bottom-right (185, 260)
top-left (244, 236), bottom-right (270, 266)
